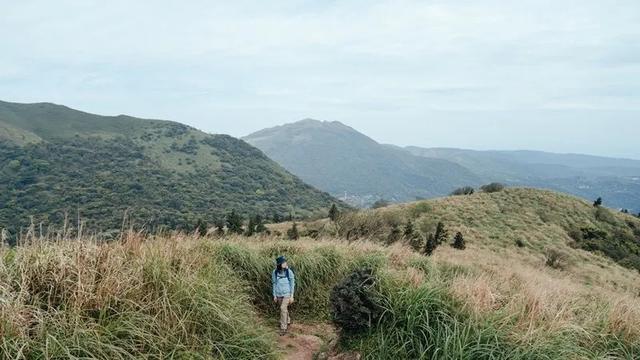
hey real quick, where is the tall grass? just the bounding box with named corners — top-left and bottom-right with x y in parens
top-left (1, 234), bottom-right (638, 359)
top-left (0, 236), bottom-right (276, 359)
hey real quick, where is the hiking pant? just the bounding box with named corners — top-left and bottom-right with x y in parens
top-left (277, 297), bottom-right (291, 330)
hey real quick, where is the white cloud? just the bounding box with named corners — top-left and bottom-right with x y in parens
top-left (0, 0), bottom-right (639, 158)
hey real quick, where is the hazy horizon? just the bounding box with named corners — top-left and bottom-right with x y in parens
top-left (2, 0), bottom-right (639, 159)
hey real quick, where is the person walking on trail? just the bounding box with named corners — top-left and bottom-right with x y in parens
top-left (272, 256), bottom-right (295, 335)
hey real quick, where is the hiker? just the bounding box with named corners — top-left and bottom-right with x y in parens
top-left (272, 256), bottom-right (295, 335)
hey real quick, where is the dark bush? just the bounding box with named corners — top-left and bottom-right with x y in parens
top-left (287, 222), bottom-right (300, 240)
top-left (480, 182), bottom-right (506, 193)
top-left (515, 239), bottom-right (526, 248)
top-left (593, 197), bottom-right (603, 207)
top-left (330, 269), bottom-right (381, 335)
top-left (451, 186), bottom-right (475, 196)
top-left (424, 234), bottom-right (437, 256)
top-left (329, 204), bottom-right (340, 222)
top-left (451, 232), bottom-right (466, 250)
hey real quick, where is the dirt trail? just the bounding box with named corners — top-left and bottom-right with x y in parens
top-left (276, 323), bottom-right (360, 360)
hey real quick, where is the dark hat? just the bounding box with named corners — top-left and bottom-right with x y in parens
top-left (276, 256), bottom-right (287, 265)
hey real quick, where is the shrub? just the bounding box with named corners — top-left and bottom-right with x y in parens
top-left (371, 199), bottom-right (391, 209)
top-left (480, 182), bottom-right (506, 193)
top-left (226, 210), bottom-right (244, 234)
top-left (194, 218), bottom-right (208, 236)
top-left (593, 197), bottom-right (603, 207)
top-left (434, 221), bottom-right (448, 245)
top-left (515, 239), bottom-right (526, 248)
top-left (595, 207), bottom-right (618, 225)
top-left (404, 220), bottom-right (423, 252)
top-left (544, 247), bottom-right (569, 269)
top-left (287, 222), bottom-right (300, 240)
top-left (451, 232), bottom-right (466, 250)
top-left (403, 219), bottom-right (415, 239)
top-left (424, 234), bottom-right (437, 256)
top-left (329, 204), bottom-right (340, 222)
top-left (451, 186), bottom-right (475, 196)
top-left (387, 224), bottom-right (402, 245)
top-left (330, 269), bottom-right (381, 335)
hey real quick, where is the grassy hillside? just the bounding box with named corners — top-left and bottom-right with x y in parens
top-left (0, 101), bottom-right (342, 241)
top-left (407, 146), bottom-right (640, 212)
top-left (296, 188), bottom-right (639, 274)
top-left (1, 230), bottom-right (638, 359)
top-left (244, 119), bottom-right (481, 207)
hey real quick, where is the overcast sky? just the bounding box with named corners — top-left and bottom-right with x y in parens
top-left (1, 0), bottom-right (639, 159)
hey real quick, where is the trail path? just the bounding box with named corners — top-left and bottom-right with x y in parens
top-left (276, 323), bottom-right (360, 360)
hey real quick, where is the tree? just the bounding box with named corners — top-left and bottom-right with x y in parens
top-left (593, 197), bottom-right (603, 207)
top-left (371, 199), bottom-right (390, 209)
top-left (287, 222), bottom-right (300, 240)
top-left (195, 218), bottom-right (208, 237)
top-left (403, 219), bottom-right (415, 239)
top-left (272, 212), bottom-right (283, 223)
top-left (433, 221), bottom-right (448, 245)
top-left (329, 204), bottom-right (340, 222)
top-left (214, 218), bottom-right (225, 236)
top-left (387, 224), bottom-right (401, 245)
top-left (226, 210), bottom-right (244, 234)
top-left (245, 216), bottom-right (256, 236)
top-left (424, 234), bottom-right (437, 256)
top-left (254, 214), bottom-right (267, 234)
top-left (451, 186), bottom-right (475, 196)
top-left (452, 231), bottom-right (466, 250)
top-left (403, 219), bottom-right (421, 251)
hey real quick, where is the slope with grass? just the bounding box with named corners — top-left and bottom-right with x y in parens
top-left (407, 146), bottom-right (640, 213)
top-left (320, 187), bottom-right (640, 273)
top-left (1, 231), bottom-right (638, 359)
top-left (0, 100), bottom-right (342, 241)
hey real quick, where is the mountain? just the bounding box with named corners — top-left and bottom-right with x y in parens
top-left (406, 147), bottom-right (640, 212)
top-left (244, 119), bottom-right (482, 206)
top-left (245, 119), bottom-right (640, 212)
top-left (0, 101), bottom-right (341, 241)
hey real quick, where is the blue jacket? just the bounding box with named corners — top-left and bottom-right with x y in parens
top-left (272, 269), bottom-right (295, 298)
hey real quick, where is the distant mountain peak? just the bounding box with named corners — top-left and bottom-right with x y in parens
top-left (290, 118), bottom-right (354, 131)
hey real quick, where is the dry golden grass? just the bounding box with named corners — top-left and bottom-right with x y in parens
top-left (431, 243), bottom-right (640, 343)
top-left (2, 205), bottom-right (640, 359)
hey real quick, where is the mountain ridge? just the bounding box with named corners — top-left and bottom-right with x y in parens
top-left (246, 119), bottom-right (640, 211)
top-left (244, 119), bottom-right (482, 206)
top-left (0, 101), bottom-right (343, 241)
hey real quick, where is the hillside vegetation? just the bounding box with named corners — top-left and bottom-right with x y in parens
top-left (245, 119), bottom-right (640, 211)
top-left (2, 188), bottom-right (638, 359)
top-left (293, 188), bottom-right (640, 273)
top-left (244, 119), bottom-right (481, 206)
top-left (1, 232), bottom-right (638, 359)
top-left (0, 101), bottom-right (341, 242)
top-left (407, 147), bottom-right (640, 213)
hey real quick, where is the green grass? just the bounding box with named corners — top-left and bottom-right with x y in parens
top-left (333, 188), bottom-right (640, 272)
top-left (1, 234), bottom-right (638, 359)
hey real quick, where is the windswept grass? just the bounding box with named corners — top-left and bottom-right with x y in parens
top-left (0, 235), bottom-right (276, 359)
top-left (0, 232), bottom-right (638, 359)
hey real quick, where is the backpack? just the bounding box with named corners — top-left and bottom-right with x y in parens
top-left (274, 267), bottom-right (294, 282)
